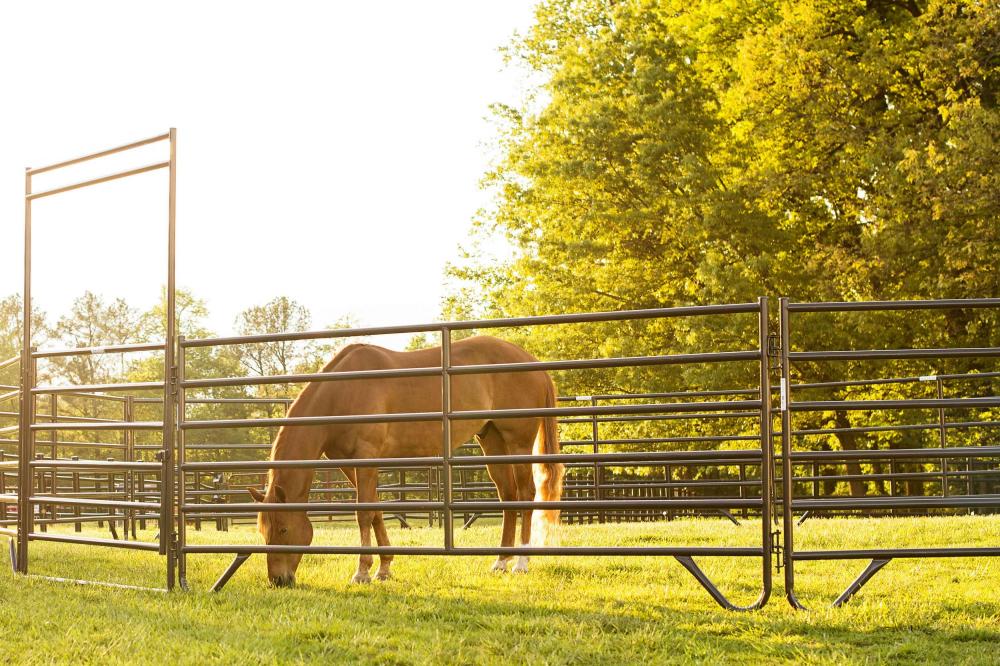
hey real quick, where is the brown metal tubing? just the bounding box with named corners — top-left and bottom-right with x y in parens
top-left (791, 397), bottom-right (1000, 412)
top-left (29, 460), bottom-right (161, 471)
top-left (790, 496), bottom-right (999, 511)
top-left (789, 348), bottom-right (1000, 361)
top-left (788, 298), bottom-right (1000, 312)
top-left (186, 545), bottom-right (764, 556)
top-left (451, 450), bottom-right (763, 466)
top-left (441, 328), bottom-right (454, 548)
top-left (26, 132), bottom-right (170, 175)
top-left (181, 302), bottom-right (761, 349)
top-left (177, 337), bottom-right (188, 588)
top-left (778, 297), bottom-right (802, 608)
top-left (448, 351), bottom-right (760, 376)
top-left (30, 496), bottom-right (159, 510)
top-left (31, 421), bottom-right (163, 431)
top-left (794, 548), bottom-right (1000, 560)
top-left (452, 401), bottom-right (761, 421)
top-left (28, 532), bottom-right (160, 551)
top-left (183, 501), bottom-right (444, 513)
top-left (181, 366), bottom-right (441, 390)
top-left (26, 161), bottom-right (170, 200)
top-left (182, 412), bottom-right (440, 430)
top-left (32, 381), bottom-right (164, 395)
top-left (786, 446), bottom-right (1000, 462)
top-left (0, 356), bottom-right (19, 371)
top-left (18, 167), bottom-right (34, 575)
top-left (794, 420), bottom-right (1000, 436)
top-left (32, 342), bottom-right (166, 359)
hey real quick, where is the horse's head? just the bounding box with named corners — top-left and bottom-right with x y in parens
top-left (248, 484), bottom-right (313, 587)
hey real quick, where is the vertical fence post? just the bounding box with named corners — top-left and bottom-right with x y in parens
top-left (778, 297), bottom-right (803, 608)
top-left (936, 378), bottom-right (948, 498)
top-left (160, 127), bottom-right (178, 590)
top-left (441, 327), bottom-right (453, 550)
top-left (756, 296), bottom-right (773, 605)
top-left (591, 398), bottom-right (603, 524)
top-left (17, 166), bottom-right (34, 576)
top-left (177, 337), bottom-right (187, 588)
top-left (125, 396), bottom-right (135, 539)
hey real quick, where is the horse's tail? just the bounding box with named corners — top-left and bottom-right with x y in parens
top-left (531, 376), bottom-right (564, 545)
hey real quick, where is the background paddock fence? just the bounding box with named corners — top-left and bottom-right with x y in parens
top-left (5, 132), bottom-right (998, 609)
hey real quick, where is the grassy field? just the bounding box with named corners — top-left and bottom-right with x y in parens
top-left (0, 515), bottom-right (997, 665)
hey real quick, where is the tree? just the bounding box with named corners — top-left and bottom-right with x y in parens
top-left (449, 0), bottom-right (1000, 493)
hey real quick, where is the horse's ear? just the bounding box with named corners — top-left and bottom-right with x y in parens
top-left (248, 487), bottom-right (265, 503)
top-left (274, 485), bottom-right (287, 503)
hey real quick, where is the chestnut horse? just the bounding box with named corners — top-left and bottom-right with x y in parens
top-left (247, 335), bottom-right (564, 586)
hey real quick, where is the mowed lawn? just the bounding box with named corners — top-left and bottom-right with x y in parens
top-left (0, 515), bottom-right (997, 665)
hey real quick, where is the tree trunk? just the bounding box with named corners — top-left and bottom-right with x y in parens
top-left (833, 410), bottom-right (867, 497)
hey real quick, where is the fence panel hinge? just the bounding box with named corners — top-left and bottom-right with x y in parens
top-left (771, 530), bottom-right (783, 569)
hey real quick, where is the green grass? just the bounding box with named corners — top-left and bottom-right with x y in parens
top-left (0, 515), bottom-right (998, 664)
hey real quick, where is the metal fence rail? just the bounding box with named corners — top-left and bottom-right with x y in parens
top-left (778, 297), bottom-right (1000, 608)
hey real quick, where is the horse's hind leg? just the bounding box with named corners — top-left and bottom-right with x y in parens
top-left (372, 512), bottom-right (393, 580)
top-left (479, 423), bottom-right (517, 573)
top-left (352, 467), bottom-right (379, 584)
top-left (511, 462), bottom-right (536, 574)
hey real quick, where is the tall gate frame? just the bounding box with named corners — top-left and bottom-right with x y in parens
top-left (7, 130), bottom-right (999, 608)
top-left (15, 130), bottom-right (178, 591)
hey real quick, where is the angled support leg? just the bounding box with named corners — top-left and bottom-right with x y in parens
top-left (831, 558), bottom-right (891, 607)
top-left (462, 513), bottom-right (481, 529)
top-left (796, 511), bottom-right (811, 526)
top-left (211, 553), bottom-right (251, 592)
top-left (715, 509), bottom-right (741, 526)
top-left (8, 538), bottom-right (16, 574)
top-left (674, 556), bottom-right (767, 612)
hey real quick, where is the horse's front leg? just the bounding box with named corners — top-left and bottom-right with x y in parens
top-left (352, 467), bottom-right (379, 584)
top-left (372, 511), bottom-right (393, 580)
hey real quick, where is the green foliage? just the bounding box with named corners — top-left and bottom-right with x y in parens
top-left (447, 0), bottom-right (1000, 486)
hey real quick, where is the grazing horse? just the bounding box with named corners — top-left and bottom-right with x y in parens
top-left (247, 335), bottom-right (564, 587)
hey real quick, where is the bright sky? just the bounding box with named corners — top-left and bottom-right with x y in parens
top-left (0, 1), bottom-right (536, 347)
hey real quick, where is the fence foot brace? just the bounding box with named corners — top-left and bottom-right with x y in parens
top-left (674, 555), bottom-right (766, 611)
top-left (832, 558), bottom-right (891, 607)
top-left (211, 553), bottom-right (251, 592)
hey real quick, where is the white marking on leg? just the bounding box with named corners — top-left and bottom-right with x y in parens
top-left (491, 558), bottom-right (509, 573)
top-left (512, 555), bottom-right (529, 574)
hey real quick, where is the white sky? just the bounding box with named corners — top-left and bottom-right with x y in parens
top-left (0, 1), bottom-right (536, 348)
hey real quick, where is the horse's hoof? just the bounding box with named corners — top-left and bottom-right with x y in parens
top-left (374, 571), bottom-right (392, 581)
top-left (490, 561), bottom-right (509, 574)
top-left (512, 556), bottom-right (529, 574)
top-left (351, 572), bottom-right (371, 584)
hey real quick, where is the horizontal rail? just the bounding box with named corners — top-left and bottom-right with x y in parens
top-left (29, 460), bottom-right (162, 471)
top-left (32, 381), bottom-right (164, 395)
top-left (448, 352), bottom-right (760, 376)
top-left (789, 348), bottom-right (1000, 361)
top-left (183, 498), bottom-right (762, 513)
top-left (183, 545), bottom-right (764, 556)
top-left (29, 496), bottom-right (160, 510)
top-left (181, 302), bottom-right (761, 348)
top-left (27, 161), bottom-right (170, 200)
top-left (790, 397), bottom-right (1000, 412)
top-left (790, 496), bottom-right (1000, 510)
top-left (0, 356), bottom-right (19, 371)
top-left (30, 421), bottom-right (163, 431)
top-left (786, 446), bottom-right (1000, 462)
top-left (793, 548), bottom-right (1000, 560)
top-left (179, 400), bottom-right (762, 430)
top-left (32, 342), bottom-right (166, 359)
top-left (27, 533), bottom-right (160, 551)
top-left (27, 132), bottom-right (170, 175)
top-left (787, 299), bottom-right (1000, 312)
top-left (181, 449), bottom-right (764, 472)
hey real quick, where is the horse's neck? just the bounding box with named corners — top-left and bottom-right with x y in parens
top-left (269, 426), bottom-right (325, 502)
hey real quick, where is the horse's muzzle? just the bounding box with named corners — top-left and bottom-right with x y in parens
top-left (270, 574), bottom-right (295, 588)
